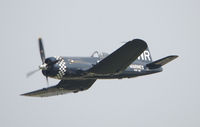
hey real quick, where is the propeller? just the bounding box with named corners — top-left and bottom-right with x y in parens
top-left (26, 38), bottom-right (49, 87)
top-left (26, 69), bottom-right (40, 78)
top-left (39, 38), bottom-right (45, 64)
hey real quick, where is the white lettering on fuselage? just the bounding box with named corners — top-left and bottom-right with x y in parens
top-left (137, 50), bottom-right (151, 61)
top-left (129, 64), bottom-right (144, 72)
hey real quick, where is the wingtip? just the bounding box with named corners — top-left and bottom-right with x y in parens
top-left (169, 55), bottom-right (179, 59)
top-left (20, 92), bottom-right (40, 97)
top-left (174, 55), bottom-right (179, 58)
top-left (20, 93), bottom-right (31, 97)
top-left (133, 38), bottom-right (145, 42)
top-left (125, 39), bottom-right (147, 48)
top-left (132, 39), bottom-right (148, 48)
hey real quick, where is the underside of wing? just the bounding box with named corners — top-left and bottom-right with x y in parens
top-left (88, 39), bottom-right (147, 75)
top-left (21, 86), bottom-right (72, 97)
top-left (21, 79), bottom-right (96, 97)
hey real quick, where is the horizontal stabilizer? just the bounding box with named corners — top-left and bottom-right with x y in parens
top-left (146, 55), bottom-right (178, 69)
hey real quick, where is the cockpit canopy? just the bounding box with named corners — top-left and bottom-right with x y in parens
top-left (91, 51), bottom-right (109, 59)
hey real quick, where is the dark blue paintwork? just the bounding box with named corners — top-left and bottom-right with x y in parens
top-left (22, 39), bottom-right (178, 97)
top-left (43, 53), bottom-right (162, 80)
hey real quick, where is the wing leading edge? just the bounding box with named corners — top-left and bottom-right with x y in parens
top-left (21, 79), bottom-right (96, 97)
top-left (88, 39), bottom-right (147, 75)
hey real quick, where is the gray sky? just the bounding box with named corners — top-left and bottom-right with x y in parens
top-left (0, 0), bottom-right (199, 127)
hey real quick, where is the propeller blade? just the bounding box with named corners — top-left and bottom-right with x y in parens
top-left (46, 76), bottom-right (49, 87)
top-left (38, 38), bottom-right (46, 64)
top-left (26, 69), bottom-right (40, 78)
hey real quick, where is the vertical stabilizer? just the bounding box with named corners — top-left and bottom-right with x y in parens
top-left (137, 47), bottom-right (152, 63)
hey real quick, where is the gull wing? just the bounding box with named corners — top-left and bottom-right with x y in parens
top-left (21, 79), bottom-right (96, 97)
top-left (88, 39), bottom-right (147, 75)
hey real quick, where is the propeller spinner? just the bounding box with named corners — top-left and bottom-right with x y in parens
top-left (26, 38), bottom-right (56, 86)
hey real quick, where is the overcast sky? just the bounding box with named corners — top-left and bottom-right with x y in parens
top-left (0, 0), bottom-right (199, 127)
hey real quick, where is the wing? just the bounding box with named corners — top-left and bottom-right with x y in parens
top-left (88, 39), bottom-right (147, 75)
top-left (21, 79), bottom-right (96, 97)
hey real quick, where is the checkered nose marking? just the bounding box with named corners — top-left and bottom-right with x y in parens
top-left (54, 56), bottom-right (67, 79)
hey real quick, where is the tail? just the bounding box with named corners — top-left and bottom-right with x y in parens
top-left (146, 55), bottom-right (178, 69)
top-left (137, 47), bottom-right (153, 63)
top-left (136, 45), bottom-right (178, 68)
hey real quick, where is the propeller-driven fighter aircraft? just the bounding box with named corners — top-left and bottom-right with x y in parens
top-left (22, 38), bottom-right (178, 97)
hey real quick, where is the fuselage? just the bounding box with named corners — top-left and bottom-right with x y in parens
top-left (43, 55), bottom-right (163, 80)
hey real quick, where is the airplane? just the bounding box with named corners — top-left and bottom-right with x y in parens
top-left (22, 38), bottom-right (178, 97)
